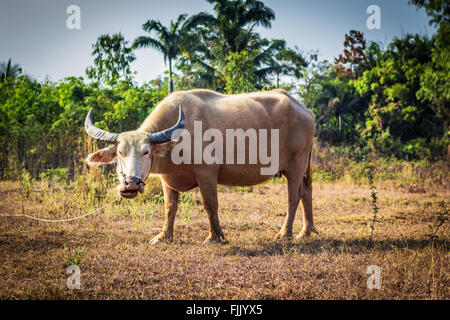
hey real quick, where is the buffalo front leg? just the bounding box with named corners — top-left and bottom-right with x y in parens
top-left (150, 181), bottom-right (179, 245)
top-left (196, 172), bottom-right (224, 244)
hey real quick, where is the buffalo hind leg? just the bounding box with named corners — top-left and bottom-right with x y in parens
top-left (275, 159), bottom-right (306, 240)
top-left (150, 181), bottom-right (179, 245)
top-left (296, 180), bottom-right (318, 239)
top-left (196, 172), bottom-right (224, 244)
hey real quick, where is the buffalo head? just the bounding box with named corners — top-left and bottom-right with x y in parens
top-left (84, 106), bottom-right (185, 198)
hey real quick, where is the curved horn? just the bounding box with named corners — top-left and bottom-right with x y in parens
top-left (147, 105), bottom-right (186, 144)
top-left (84, 109), bottom-right (119, 144)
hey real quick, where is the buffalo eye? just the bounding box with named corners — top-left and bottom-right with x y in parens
top-left (143, 150), bottom-right (149, 156)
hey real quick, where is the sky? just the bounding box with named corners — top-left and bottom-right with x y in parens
top-left (0, 0), bottom-right (436, 84)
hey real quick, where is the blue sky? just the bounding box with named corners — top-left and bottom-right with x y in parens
top-left (0, 0), bottom-right (435, 83)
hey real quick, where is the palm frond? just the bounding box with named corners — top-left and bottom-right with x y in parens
top-left (242, 0), bottom-right (275, 28)
top-left (142, 19), bottom-right (164, 33)
top-left (255, 67), bottom-right (274, 79)
top-left (132, 36), bottom-right (166, 55)
top-left (173, 13), bottom-right (188, 31)
top-left (0, 59), bottom-right (21, 81)
top-left (183, 12), bottom-right (218, 30)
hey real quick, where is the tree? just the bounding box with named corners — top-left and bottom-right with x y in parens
top-left (297, 52), bottom-right (332, 107)
top-left (259, 40), bottom-right (307, 88)
top-left (179, 0), bottom-right (276, 90)
top-left (417, 21), bottom-right (450, 123)
top-left (334, 30), bottom-right (368, 79)
top-left (0, 59), bottom-right (22, 83)
top-left (353, 33), bottom-right (446, 159)
top-left (86, 33), bottom-right (136, 86)
top-left (133, 14), bottom-right (191, 93)
top-left (185, 0), bottom-right (275, 54)
top-left (177, 29), bottom-right (272, 91)
top-left (314, 78), bottom-right (362, 142)
top-left (409, 0), bottom-right (449, 25)
top-left (409, 0), bottom-right (450, 124)
top-left (222, 50), bottom-right (257, 93)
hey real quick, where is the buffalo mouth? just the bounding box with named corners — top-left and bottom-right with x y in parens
top-left (119, 189), bottom-right (139, 199)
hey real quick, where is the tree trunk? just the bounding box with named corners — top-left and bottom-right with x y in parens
top-left (169, 58), bottom-right (174, 93)
top-left (338, 114), bottom-right (342, 136)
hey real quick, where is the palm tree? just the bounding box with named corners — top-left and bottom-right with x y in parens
top-left (133, 14), bottom-right (191, 93)
top-left (178, 31), bottom-right (278, 91)
top-left (316, 79), bottom-right (361, 140)
top-left (178, 0), bottom-right (276, 90)
top-left (185, 0), bottom-right (275, 53)
top-left (256, 40), bottom-right (307, 88)
top-left (0, 59), bottom-right (21, 83)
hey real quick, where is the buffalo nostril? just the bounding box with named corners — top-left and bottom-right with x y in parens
top-left (124, 177), bottom-right (144, 187)
top-left (131, 177), bottom-right (141, 184)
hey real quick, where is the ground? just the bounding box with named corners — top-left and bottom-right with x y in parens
top-left (0, 176), bottom-right (448, 299)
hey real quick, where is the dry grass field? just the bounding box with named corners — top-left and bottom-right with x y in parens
top-left (0, 162), bottom-right (448, 300)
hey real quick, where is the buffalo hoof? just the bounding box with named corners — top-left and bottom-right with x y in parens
top-left (296, 226), bottom-right (319, 239)
top-left (149, 237), bottom-right (162, 245)
top-left (274, 229), bottom-right (293, 241)
top-left (203, 232), bottom-right (225, 244)
top-left (150, 233), bottom-right (172, 245)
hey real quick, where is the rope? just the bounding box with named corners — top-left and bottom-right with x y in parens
top-left (0, 196), bottom-right (121, 223)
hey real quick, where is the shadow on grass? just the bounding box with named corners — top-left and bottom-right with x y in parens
top-left (0, 232), bottom-right (93, 254)
top-left (222, 238), bottom-right (449, 257)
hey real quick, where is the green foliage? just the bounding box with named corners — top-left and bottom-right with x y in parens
top-left (297, 53), bottom-right (332, 106)
top-left (408, 0), bottom-right (449, 26)
top-left (178, 0), bottom-right (304, 90)
top-left (262, 39), bottom-right (307, 88)
top-left (353, 34), bottom-right (446, 159)
top-left (0, 76), bottom-right (62, 177)
top-left (366, 164), bottom-right (379, 243)
top-left (417, 21), bottom-right (450, 123)
top-left (179, 192), bottom-right (195, 204)
top-left (85, 33), bottom-right (136, 86)
top-left (0, 59), bottom-right (22, 83)
top-left (334, 30), bottom-right (369, 79)
top-left (312, 169), bottom-right (334, 182)
top-left (186, 0), bottom-right (275, 54)
top-left (223, 50), bottom-right (257, 93)
top-left (1, 0), bottom-right (449, 181)
top-left (19, 168), bottom-right (32, 200)
top-left (298, 4), bottom-right (448, 162)
top-left (298, 23), bottom-right (446, 161)
top-left (312, 77), bottom-right (365, 143)
top-left (0, 76), bottom-right (166, 179)
top-left (40, 168), bottom-right (69, 185)
top-left (65, 246), bottom-right (86, 266)
top-left (236, 186), bottom-right (253, 192)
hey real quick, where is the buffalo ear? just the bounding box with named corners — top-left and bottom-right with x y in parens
top-left (150, 140), bottom-right (178, 158)
top-left (85, 145), bottom-right (117, 165)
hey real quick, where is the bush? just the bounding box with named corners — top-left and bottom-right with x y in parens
top-left (0, 77), bottom-right (166, 179)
